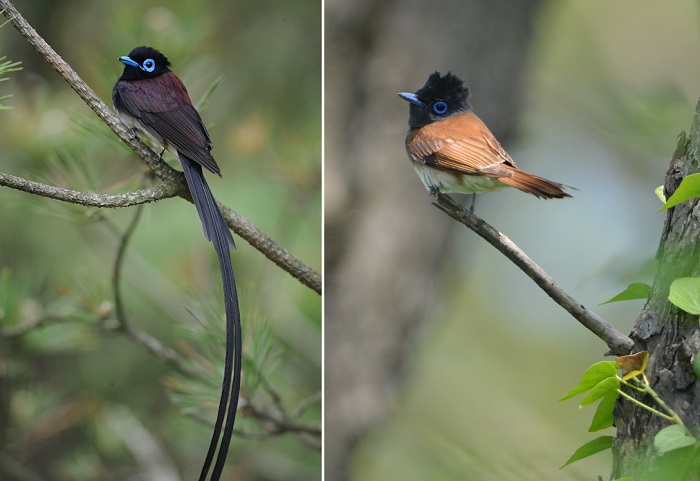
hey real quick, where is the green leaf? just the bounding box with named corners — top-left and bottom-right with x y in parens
top-left (668, 277), bottom-right (700, 315)
top-left (653, 425), bottom-right (698, 454)
top-left (612, 478), bottom-right (635, 481)
top-left (655, 185), bottom-right (666, 203)
top-left (589, 391), bottom-right (618, 432)
top-left (561, 435), bottom-right (614, 468)
top-left (601, 283), bottom-right (652, 305)
top-left (560, 361), bottom-right (619, 401)
top-left (581, 377), bottom-right (620, 406)
top-left (659, 173), bottom-right (700, 211)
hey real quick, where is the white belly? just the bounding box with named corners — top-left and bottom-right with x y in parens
top-left (412, 163), bottom-right (506, 194)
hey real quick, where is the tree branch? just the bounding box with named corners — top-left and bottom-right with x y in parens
top-left (0, 171), bottom-right (179, 207)
top-left (0, 0), bottom-right (321, 295)
top-left (433, 194), bottom-right (635, 355)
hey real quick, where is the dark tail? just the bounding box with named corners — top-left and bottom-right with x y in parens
top-left (180, 155), bottom-right (241, 481)
top-left (498, 169), bottom-right (572, 199)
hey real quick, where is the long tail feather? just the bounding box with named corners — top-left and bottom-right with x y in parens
top-left (181, 155), bottom-right (241, 481)
top-left (498, 169), bottom-right (571, 199)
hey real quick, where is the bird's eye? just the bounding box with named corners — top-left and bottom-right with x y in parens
top-left (432, 101), bottom-right (448, 115)
top-left (142, 59), bottom-right (156, 72)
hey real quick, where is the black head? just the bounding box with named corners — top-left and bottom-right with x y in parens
top-left (398, 72), bottom-right (471, 128)
top-left (117, 46), bottom-right (171, 81)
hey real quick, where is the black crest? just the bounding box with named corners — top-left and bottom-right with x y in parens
top-left (399, 71), bottom-right (472, 128)
top-left (415, 71), bottom-right (470, 108)
top-left (127, 46), bottom-right (170, 68)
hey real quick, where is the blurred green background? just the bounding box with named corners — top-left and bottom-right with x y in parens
top-left (0, 1), bottom-right (320, 480)
top-left (325, 0), bottom-right (700, 480)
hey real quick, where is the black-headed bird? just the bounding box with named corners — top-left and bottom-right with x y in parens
top-left (113, 46), bottom-right (240, 481)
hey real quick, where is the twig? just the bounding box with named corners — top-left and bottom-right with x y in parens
top-left (112, 203), bottom-right (144, 326)
top-left (0, 1), bottom-right (321, 295)
top-left (433, 194), bottom-right (635, 355)
top-left (185, 395), bottom-right (321, 449)
top-left (241, 401), bottom-right (322, 448)
top-left (106, 204), bottom-right (191, 374)
top-left (241, 403), bottom-right (322, 437)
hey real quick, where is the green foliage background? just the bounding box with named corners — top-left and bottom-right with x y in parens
top-left (0, 1), bottom-right (320, 480)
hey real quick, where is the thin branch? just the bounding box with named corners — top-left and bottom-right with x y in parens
top-left (184, 394), bottom-right (321, 449)
top-left (0, 0), bottom-right (321, 295)
top-left (119, 324), bottom-right (191, 374)
top-left (106, 204), bottom-right (191, 374)
top-left (112, 203), bottom-right (144, 325)
top-left (260, 371), bottom-right (286, 416)
top-left (0, 171), bottom-right (179, 207)
top-left (243, 402), bottom-right (322, 437)
top-left (433, 194), bottom-right (635, 356)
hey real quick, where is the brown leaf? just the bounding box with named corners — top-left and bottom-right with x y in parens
top-left (616, 350), bottom-right (649, 380)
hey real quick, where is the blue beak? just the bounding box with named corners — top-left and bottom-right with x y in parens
top-left (398, 92), bottom-right (425, 108)
top-left (118, 56), bottom-right (140, 68)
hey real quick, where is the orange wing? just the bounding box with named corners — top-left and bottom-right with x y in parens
top-left (406, 111), bottom-right (518, 179)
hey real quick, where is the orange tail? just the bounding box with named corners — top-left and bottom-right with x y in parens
top-left (498, 169), bottom-right (571, 199)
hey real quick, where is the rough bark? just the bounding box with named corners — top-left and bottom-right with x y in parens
top-left (612, 103), bottom-right (700, 480)
top-left (324, 1), bottom-right (541, 479)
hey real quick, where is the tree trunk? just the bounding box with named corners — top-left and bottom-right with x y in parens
top-left (613, 102), bottom-right (700, 480)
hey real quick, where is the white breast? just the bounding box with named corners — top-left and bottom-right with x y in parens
top-left (412, 163), bottom-right (506, 194)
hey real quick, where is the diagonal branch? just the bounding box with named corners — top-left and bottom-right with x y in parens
top-left (433, 194), bottom-right (635, 355)
top-left (0, 0), bottom-right (321, 295)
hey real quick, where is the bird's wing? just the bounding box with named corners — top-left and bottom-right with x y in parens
top-left (115, 73), bottom-right (220, 175)
top-left (407, 130), bottom-right (518, 179)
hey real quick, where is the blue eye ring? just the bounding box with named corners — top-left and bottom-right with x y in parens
top-left (433, 101), bottom-right (448, 115)
top-left (142, 58), bottom-right (156, 72)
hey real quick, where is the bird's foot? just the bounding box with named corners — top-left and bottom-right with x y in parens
top-left (428, 186), bottom-right (441, 197)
